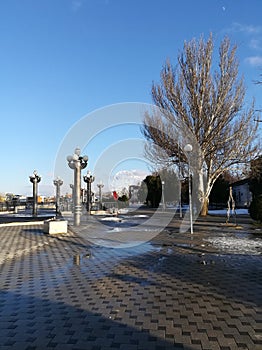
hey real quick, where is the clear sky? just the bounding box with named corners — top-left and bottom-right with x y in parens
top-left (0, 0), bottom-right (261, 196)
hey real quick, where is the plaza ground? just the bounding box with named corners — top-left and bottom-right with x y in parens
top-left (0, 210), bottom-right (261, 349)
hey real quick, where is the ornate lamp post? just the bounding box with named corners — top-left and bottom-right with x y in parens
top-left (184, 144), bottom-right (193, 234)
top-left (97, 181), bottom-right (104, 210)
top-left (53, 177), bottom-right (63, 217)
top-left (83, 171), bottom-right (95, 213)
top-left (29, 170), bottom-right (41, 217)
top-left (67, 148), bottom-right (88, 226)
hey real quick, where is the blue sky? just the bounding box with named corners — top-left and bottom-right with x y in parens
top-left (0, 0), bottom-right (261, 196)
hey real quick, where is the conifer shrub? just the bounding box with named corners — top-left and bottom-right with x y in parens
top-left (249, 195), bottom-right (262, 223)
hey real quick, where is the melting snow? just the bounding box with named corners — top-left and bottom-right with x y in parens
top-left (204, 235), bottom-right (262, 255)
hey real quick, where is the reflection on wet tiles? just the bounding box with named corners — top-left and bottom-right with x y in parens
top-left (72, 251), bottom-right (92, 266)
top-left (84, 251), bottom-right (91, 258)
top-left (73, 254), bottom-right (81, 265)
top-left (174, 243), bottom-right (195, 248)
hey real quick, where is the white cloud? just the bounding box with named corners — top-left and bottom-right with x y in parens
top-left (230, 22), bottom-right (262, 35)
top-left (72, 0), bottom-right (83, 12)
top-left (109, 169), bottom-right (149, 193)
top-left (249, 39), bottom-right (262, 51)
top-left (225, 22), bottom-right (262, 65)
top-left (245, 56), bottom-right (262, 67)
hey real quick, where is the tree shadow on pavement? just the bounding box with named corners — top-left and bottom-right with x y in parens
top-left (116, 245), bottom-right (262, 308)
top-left (0, 289), bottom-right (193, 350)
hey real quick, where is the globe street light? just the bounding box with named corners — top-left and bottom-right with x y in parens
top-left (53, 177), bottom-right (63, 217)
top-left (67, 148), bottom-right (88, 226)
top-left (184, 144), bottom-right (193, 234)
top-left (97, 181), bottom-right (104, 210)
top-left (29, 170), bottom-right (41, 217)
top-left (83, 171), bottom-right (95, 213)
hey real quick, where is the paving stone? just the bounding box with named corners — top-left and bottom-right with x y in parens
top-left (0, 217), bottom-right (261, 349)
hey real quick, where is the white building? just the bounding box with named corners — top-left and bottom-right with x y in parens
top-left (231, 179), bottom-right (252, 208)
top-left (129, 185), bottom-right (140, 203)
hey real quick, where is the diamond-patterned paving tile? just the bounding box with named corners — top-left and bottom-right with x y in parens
top-left (0, 221), bottom-right (261, 349)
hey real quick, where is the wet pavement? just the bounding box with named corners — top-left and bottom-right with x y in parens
top-left (0, 214), bottom-right (261, 349)
top-left (0, 208), bottom-right (56, 224)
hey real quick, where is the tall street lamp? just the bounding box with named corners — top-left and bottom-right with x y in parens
top-left (70, 184), bottom-right (74, 212)
top-left (53, 177), bottom-right (63, 217)
top-left (83, 171), bottom-right (95, 213)
top-left (67, 148), bottom-right (88, 226)
top-left (184, 144), bottom-right (193, 234)
top-left (178, 140), bottom-right (183, 219)
top-left (29, 170), bottom-right (41, 217)
top-left (97, 181), bottom-right (104, 210)
top-left (161, 180), bottom-right (166, 211)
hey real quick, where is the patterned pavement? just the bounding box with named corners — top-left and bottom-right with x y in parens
top-left (0, 215), bottom-right (261, 349)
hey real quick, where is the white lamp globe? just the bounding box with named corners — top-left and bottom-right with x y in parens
top-left (184, 144), bottom-right (193, 152)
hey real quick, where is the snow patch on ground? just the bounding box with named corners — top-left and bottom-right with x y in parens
top-left (204, 235), bottom-right (262, 255)
top-left (208, 209), bottom-right (249, 215)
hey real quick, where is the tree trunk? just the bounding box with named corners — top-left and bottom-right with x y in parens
top-left (200, 197), bottom-right (209, 216)
top-left (193, 166), bottom-right (209, 217)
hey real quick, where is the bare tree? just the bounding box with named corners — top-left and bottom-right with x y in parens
top-left (254, 72), bottom-right (262, 119)
top-left (250, 156), bottom-right (262, 180)
top-left (142, 33), bottom-right (258, 216)
top-left (254, 72), bottom-right (262, 85)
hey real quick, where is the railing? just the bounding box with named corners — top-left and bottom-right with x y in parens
top-left (0, 202), bottom-right (56, 212)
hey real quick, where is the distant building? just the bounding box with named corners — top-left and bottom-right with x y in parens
top-left (231, 179), bottom-right (252, 208)
top-left (129, 185), bottom-right (140, 203)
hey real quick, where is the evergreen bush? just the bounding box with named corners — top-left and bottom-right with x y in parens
top-left (249, 195), bottom-right (262, 222)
